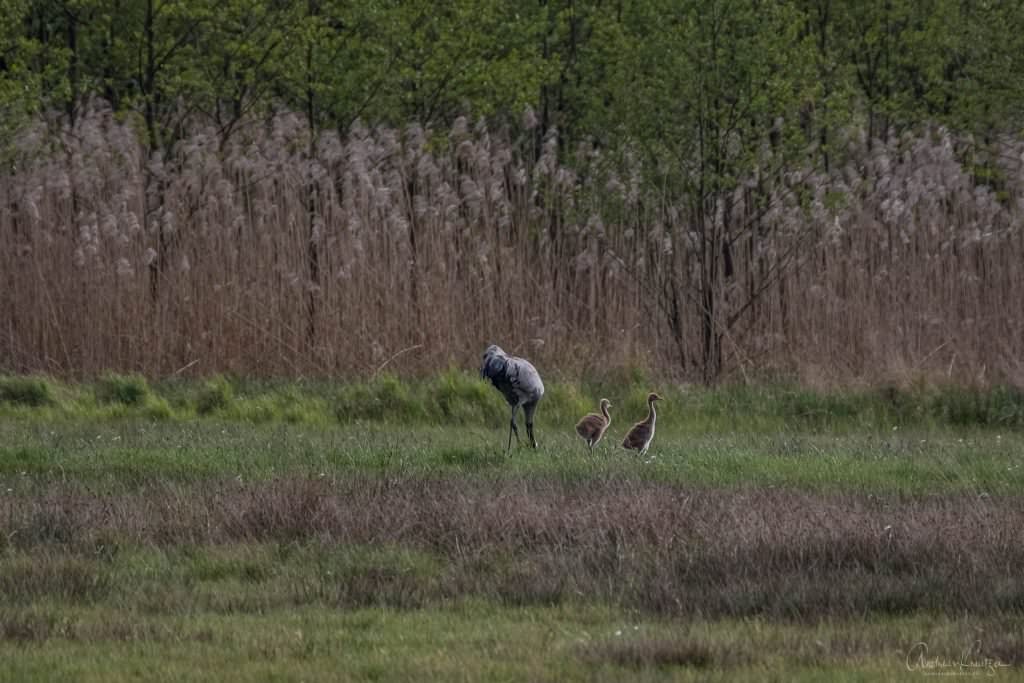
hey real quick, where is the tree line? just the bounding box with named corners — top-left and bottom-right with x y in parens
top-left (5, 2), bottom-right (1023, 147)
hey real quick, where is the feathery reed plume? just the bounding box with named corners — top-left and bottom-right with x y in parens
top-left (1, 107), bottom-right (1022, 386)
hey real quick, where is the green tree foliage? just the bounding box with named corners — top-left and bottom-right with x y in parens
top-left (188, 0), bottom-right (304, 143)
top-left (950, 3), bottom-right (1024, 137)
top-left (8, 1), bottom-right (1024, 145)
top-left (0, 0), bottom-right (62, 164)
top-left (532, 1), bottom-right (628, 145)
top-left (371, 1), bottom-right (548, 127)
top-left (599, 0), bottom-right (819, 380)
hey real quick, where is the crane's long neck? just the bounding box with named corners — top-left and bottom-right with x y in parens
top-left (600, 402), bottom-right (611, 423)
top-left (646, 400), bottom-right (657, 426)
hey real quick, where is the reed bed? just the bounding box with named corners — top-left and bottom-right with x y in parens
top-left (2, 103), bottom-right (1022, 385)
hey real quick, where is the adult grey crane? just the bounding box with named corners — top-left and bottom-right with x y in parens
top-left (480, 344), bottom-right (545, 452)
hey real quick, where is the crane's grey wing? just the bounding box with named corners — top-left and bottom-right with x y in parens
top-left (506, 357), bottom-right (544, 404)
top-left (480, 345), bottom-right (543, 406)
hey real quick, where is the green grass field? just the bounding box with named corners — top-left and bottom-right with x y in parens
top-left (2, 375), bottom-right (1023, 680)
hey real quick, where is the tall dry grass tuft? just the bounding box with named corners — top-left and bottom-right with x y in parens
top-left (784, 129), bottom-right (1024, 387)
top-left (1, 103), bottom-right (1022, 384)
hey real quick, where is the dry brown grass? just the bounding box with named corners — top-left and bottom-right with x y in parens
top-left (577, 638), bottom-right (723, 669)
top-left (3, 476), bottom-right (1022, 619)
top-left (2, 104), bottom-right (1023, 384)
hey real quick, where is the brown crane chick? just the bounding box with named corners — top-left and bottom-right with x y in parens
top-left (575, 398), bottom-right (612, 453)
top-left (622, 392), bottom-right (663, 456)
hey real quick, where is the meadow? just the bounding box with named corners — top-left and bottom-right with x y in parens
top-left (1, 374), bottom-right (1024, 680)
top-left (5, 3), bottom-right (1024, 678)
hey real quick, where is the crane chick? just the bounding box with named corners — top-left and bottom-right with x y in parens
top-left (622, 392), bottom-right (663, 456)
top-left (576, 399), bottom-right (612, 453)
top-left (480, 344), bottom-right (545, 452)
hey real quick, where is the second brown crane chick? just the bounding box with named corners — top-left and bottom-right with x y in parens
top-left (622, 392), bottom-right (663, 456)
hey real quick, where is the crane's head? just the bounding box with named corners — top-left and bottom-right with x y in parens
top-left (599, 398), bottom-right (612, 410)
top-left (647, 392), bottom-right (663, 403)
top-left (480, 344), bottom-right (507, 378)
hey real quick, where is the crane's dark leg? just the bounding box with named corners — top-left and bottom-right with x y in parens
top-left (523, 401), bottom-right (538, 448)
top-left (507, 404), bottom-right (521, 452)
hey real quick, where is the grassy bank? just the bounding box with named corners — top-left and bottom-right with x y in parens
top-left (2, 372), bottom-right (1024, 433)
top-left (2, 604), bottom-right (1021, 682)
top-left (0, 419), bottom-right (1022, 495)
top-left (4, 602), bottom-right (1020, 682)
